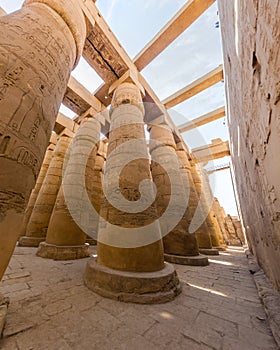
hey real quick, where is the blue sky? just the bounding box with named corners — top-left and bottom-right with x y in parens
top-left (0, 0), bottom-right (238, 215)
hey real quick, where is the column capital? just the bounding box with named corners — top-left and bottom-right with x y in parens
top-left (109, 69), bottom-right (145, 97)
top-left (110, 83), bottom-right (144, 114)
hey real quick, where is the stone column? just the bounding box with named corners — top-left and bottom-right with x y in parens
top-left (201, 169), bottom-right (227, 251)
top-left (19, 134), bottom-right (72, 247)
top-left (232, 217), bottom-right (245, 245)
top-left (19, 140), bottom-right (56, 238)
top-left (84, 83), bottom-right (181, 304)
top-left (190, 160), bottom-right (219, 255)
top-left (86, 140), bottom-right (107, 245)
top-left (0, 0), bottom-right (86, 280)
top-left (224, 215), bottom-right (242, 246)
top-left (37, 117), bottom-right (102, 260)
top-left (210, 208), bottom-right (226, 248)
top-left (212, 198), bottom-right (230, 244)
top-left (149, 124), bottom-right (208, 266)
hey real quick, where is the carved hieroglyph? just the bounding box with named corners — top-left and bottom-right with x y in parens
top-left (88, 140), bottom-right (107, 240)
top-left (19, 142), bottom-right (55, 237)
top-left (212, 197), bottom-right (230, 243)
top-left (0, 0), bottom-right (86, 279)
top-left (19, 134), bottom-right (72, 247)
top-left (149, 125), bottom-right (200, 256)
top-left (37, 118), bottom-right (102, 260)
top-left (175, 141), bottom-right (212, 254)
top-left (84, 83), bottom-right (181, 303)
top-left (201, 168), bottom-right (226, 249)
top-left (190, 161), bottom-right (214, 250)
top-left (97, 83), bottom-right (164, 272)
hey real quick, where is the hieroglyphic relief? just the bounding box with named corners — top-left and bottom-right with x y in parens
top-left (0, 0), bottom-right (87, 281)
top-left (0, 5), bottom-right (76, 187)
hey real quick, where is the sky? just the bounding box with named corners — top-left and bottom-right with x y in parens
top-left (0, 0), bottom-right (238, 215)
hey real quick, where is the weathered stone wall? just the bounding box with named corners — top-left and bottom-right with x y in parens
top-left (218, 0), bottom-right (280, 291)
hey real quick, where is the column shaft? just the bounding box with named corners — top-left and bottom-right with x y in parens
top-left (97, 86), bottom-right (163, 272)
top-left (212, 198), bottom-right (230, 244)
top-left (19, 135), bottom-right (72, 247)
top-left (84, 83), bottom-right (181, 304)
top-left (86, 140), bottom-right (107, 245)
top-left (19, 142), bottom-right (55, 237)
top-left (37, 118), bottom-right (102, 260)
top-left (149, 125), bottom-right (208, 266)
top-left (190, 160), bottom-right (219, 255)
top-left (201, 168), bottom-right (226, 250)
top-left (0, 0), bottom-right (86, 280)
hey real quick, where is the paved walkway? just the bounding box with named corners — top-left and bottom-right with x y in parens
top-left (0, 246), bottom-right (278, 350)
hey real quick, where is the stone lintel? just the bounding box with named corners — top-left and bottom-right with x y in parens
top-left (49, 133), bottom-right (58, 146)
top-left (193, 138), bottom-right (229, 160)
top-left (164, 253), bottom-right (209, 266)
top-left (37, 242), bottom-right (90, 260)
top-left (84, 258), bottom-right (182, 304)
top-left (59, 128), bottom-right (75, 138)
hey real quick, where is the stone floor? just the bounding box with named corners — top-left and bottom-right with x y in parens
top-left (0, 246), bottom-right (278, 350)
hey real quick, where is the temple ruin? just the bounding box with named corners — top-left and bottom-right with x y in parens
top-left (0, 0), bottom-right (279, 348)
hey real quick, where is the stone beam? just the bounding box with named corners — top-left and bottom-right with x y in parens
top-left (133, 0), bottom-right (216, 71)
top-left (207, 164), bottom-right (230, 174)
top-left (0, 7), bottom-right (7, 16)
top-left (178, 106), bottom-right (226, 133)
top-left (192, 138), bottom-right (230, 163)
top-left (80, 0), bottom-right (172, 123)
top-left (81, 0), bottom-right (131, 83)
top-left (49, 133), bottom-right (58, 146)
top-left (63, 76), bottom-right (102, 115)
top-left (163, 65), bottom-right (223, 109)
top-left (53, 113), bottom-right (78, 135)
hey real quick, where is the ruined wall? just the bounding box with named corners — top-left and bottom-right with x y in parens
top-left (218, 0), bottom-right (280, 290)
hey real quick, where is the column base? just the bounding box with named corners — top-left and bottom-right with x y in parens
top-left (214, 245), bottom-right (227, 251)
top-left (164, 253), bottom-right (209, 266)
top-left (84, 258), bottom-right (182, 304)
top-left (37, 242), bottom-right (90, 260)
top-left (18, 236), bottom-right (45, 247)
top-left (0, 294), bottom-right (9, 338)
top-left (86, 239), bottom-right (97, 245)
top-left (199, 248), bottom-right (220, 256)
